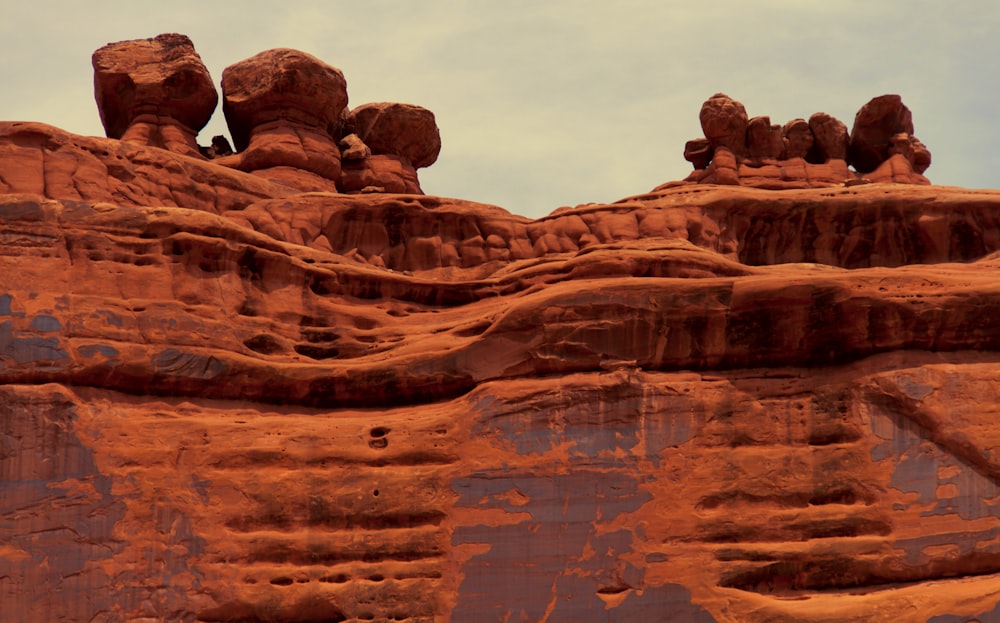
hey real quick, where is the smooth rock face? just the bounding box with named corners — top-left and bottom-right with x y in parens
top-left (92, 33), bottom-right (217, 157)
top-left (5, 36), bottom-right (1000, 623)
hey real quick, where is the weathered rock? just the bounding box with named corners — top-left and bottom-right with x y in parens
top-left (338, 133), bottom-right (371, 162)
top-left (339, 153), bottom-right (422, 194)
top-left (92, 33), bottom-right (217, 158)
top-left (220, 48), bottom-right (347, 187)
top-left (911, 137), bottom-right (932, 174)
top-left (684, 137), bottom-right (712, 169)
top-left (746, 116), bottom-right (784, 161)
top-left (3, 35), bottom-right (1000, 623)
top-left (699, 93), bottom-right (748, 155)
top-left (849, 94), bottom-right (916, 173)
top-left (685, 94), bottom-right (929, 188)
top-left (346, 102), bottom-right (442, 169)
top-left (782, 118), bottom-right (813, 160)
top-left (808, 111), bottom-right (849, 162)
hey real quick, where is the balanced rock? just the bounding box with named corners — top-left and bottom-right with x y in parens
top-left (339, 102), bottom-right (442, 193)
top-left (849, 94), bottom-right (915, 173)
top-left (92, 33), bottom-right (217, 158)
top-left (220, 48), bottom-right (348, 189)
top-left (699, 93), bottom-right (748, 155)
top-left (684, 93), bottom-right (930, 188)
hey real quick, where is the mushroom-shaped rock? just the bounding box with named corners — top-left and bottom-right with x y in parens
top-left (699, 93), bottom-right (748, 155)
top-left (849, 94), bottom-right (915, 173)
top-left (338, 103), bottom-right (441, 194)
top-left (683, 138), bottom-right (712, 169)
top-left (220, 48), bottom-right (347, 188)
top-left (92, 33), bottom-right (217, 158)
top-left (346, 103), bottom-right (442, 169)
top-left (782, 118), bottom-right (813, 160)
top-left (808, 112), bottom-right (849, 163)
top-left (746, 116), bottom-right (784, 161)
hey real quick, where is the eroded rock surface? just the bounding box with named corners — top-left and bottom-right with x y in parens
top-left (218, 47), bottom-right (348, 192)
top-left (683, 93), bottom-right (932, 188)
top-left (3, 36), bottom-right (1000, 623)
top-left (92, 33), bottom-right (218, 158)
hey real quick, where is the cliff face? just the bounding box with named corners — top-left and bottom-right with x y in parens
top-left (4, 37), bottom-right (1000, 623)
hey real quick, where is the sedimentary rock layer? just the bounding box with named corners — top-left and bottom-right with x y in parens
top-left (3, 111), bottom-right (1000, 621)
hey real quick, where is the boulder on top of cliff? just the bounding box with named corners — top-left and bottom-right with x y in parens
top-left (808, 112), bottom-right (850, 163)
top-left (746, 116), bottom-right (784, 161)
top-left (782, 118), bottom-right (813, 160)
top-left (337, 103), bottom-right (441, 194)
top-left (221, 48), bottom-right (347, 152)
top-left (92, 33), bottom-right (217, 158)
top-left (346, 103), bottom-right (442, 169)
top-left (848, 94), bottom-right (916, 173)
top-left (699, 93), bottom-right (748, 155)
top-left (219, 48), bottom-right (347, 189)
top-left (683, 93), bottom-right (929, 188)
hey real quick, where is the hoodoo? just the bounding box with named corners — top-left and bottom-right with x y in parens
top-left (3, 34), bottom-right (1000, 623)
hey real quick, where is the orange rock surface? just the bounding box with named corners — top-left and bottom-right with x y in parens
top-left (4, 38), bottom-right (1000, 623)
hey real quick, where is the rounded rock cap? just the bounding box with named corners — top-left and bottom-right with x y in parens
top-left (221, 48), bottom-right (348, 151)
top-left (347, 103), bottom-right (442, 168)
top-left (92, 33), bottom-right (218, 139)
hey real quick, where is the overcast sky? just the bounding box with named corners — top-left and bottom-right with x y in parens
top-left (3, 1), bottom-right (999, 218)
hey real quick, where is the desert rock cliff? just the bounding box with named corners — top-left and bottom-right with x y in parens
top-left (2, 34), bottom-right (1000, 623)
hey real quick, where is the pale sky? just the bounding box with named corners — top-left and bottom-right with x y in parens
top-left (3, 1), bottom-right (999, 218)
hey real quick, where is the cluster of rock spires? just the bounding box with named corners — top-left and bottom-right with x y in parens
top-left (92, 33), bottom-right (440, 194)
top-left (680, 92), bottom-right (931, 188)
top-left (8, 33), bottom-right (1000, 623)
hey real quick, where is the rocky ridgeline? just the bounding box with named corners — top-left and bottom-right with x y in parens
top-left (92, 33), bottom-right (440, 194)
top-left (680, 93), bottom-right (931, 189)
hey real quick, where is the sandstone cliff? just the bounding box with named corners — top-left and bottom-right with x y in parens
top-left (2, 35), bottom-right (1000, 623)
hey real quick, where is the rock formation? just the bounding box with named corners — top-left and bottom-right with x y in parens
top-left (339, 103), bottom-right (442, 194)
top-left (90, 34), bottom-right (441, 195)
top-left (682, 93), bottom-right (931, 189)
top-left (92, 33), bottom-right (217, 158)
top-left (3, 35), bottom-right (1000, 623)
top-left (217, 47), bottom-right (349, 191)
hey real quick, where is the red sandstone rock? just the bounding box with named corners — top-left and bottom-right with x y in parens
top-left (339, 153), bottom-right (422, 194)
top-left (3, 36), bottom-right (1000, 623)
top-left (699, 93), bottom-right (748, 155)
top-left (849, 93), bottom-right (916, 173)
top-left (220, 48), bottom-right (347, 188)
top-left (746, 116), bottom-right (784, 161)
top-left (684, 137), bottom-right (712, 169)
top-left (807, 111), bottom-right (849, 162)
top-left (685, 94), bottom-right (930, 188)
top-left (92, 33), bottom-right (217, 158)
top-left (782, 117), bottom-right (813, 160)
top-left (346, 102), bottom-right (442, 169)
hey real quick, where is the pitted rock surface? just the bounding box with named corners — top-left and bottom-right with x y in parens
top-left (2, 33), bottom-right (1000, 623)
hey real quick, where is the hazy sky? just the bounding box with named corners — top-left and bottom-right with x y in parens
top-left (3, 1), bottom-right (999, 218)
